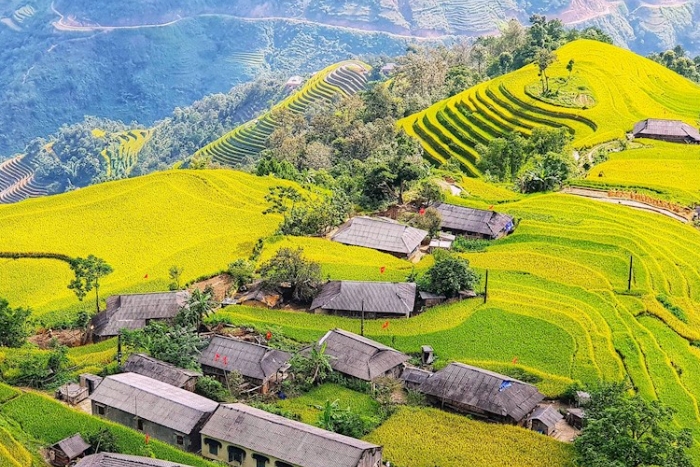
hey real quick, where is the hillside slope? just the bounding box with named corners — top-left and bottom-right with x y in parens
top-left (400, 39), bottom-right (700, 174)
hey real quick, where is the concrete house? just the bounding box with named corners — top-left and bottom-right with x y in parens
top-left (310, 281), bottom-right (417, 318)
top-left (434, 203), bottom-right (514, 239)
top-left (75, 453), bottom-right (197, 467)
top-left (89, 372), bottom-right (218, 452)
top-left (123, 353), bottom-right (201, 391)
top-left (199, 336), bottom-right (291, 394)
top-left (331, 217), bottom-right (427, 259)
top-left (632, 119), bottom-right (700, 144)
top-left (200, 403), bottom-right (383, 467)
top-left (90, 291), bottom-right (190, 342)
top-left (317, 329), bottom-right (409, 382)
top-left (418, 362), bottom-right (544, 424)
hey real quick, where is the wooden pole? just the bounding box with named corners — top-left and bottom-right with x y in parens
top-left (628, 255), bottom-right (633, 291)
top-left (117, 332), bottom-right (122, 366)
top-left (484, 270), bottom-right (489, 304)
top-left (360, 300), bottom-right (365, 337)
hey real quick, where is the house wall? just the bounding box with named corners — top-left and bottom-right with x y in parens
top-left (91, 401), bottom-right (199, 452)
top-left (530, 419), bottom-right (553, 435)
top-left (426, 396), bottom-right (517, 424)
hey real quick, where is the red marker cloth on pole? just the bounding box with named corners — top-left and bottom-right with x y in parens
top-left (512, 357), bottom-right (518, 364)
top-left (419, 207), bottom-right (425, 215)
top-left (488, 205), bottom-right (494, 210)
top-left (214, 353), bottom-right (220, 362)
top-left (143, 274), bottom-right (149, 279)
top-left (266, 331), bottom-right (272, 340)
top-left (380, 266), bottom-right (386, 274)
top-left (382, 321), bottom-right (390, 329)
top-left (145, 434), bottom-right (150, 444)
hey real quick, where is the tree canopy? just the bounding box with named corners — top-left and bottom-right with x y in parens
top-left (259, 248), bottom-right (323, 302)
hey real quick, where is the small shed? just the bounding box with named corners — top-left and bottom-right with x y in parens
top-left (527, 405), bottom-right (563, 436)
top-left (421, 345), bottom-right (434, 365)
top-left (123, 354), bottom-right (201, 391)
top-left (48, 433), bottom-right (90, 466)
top-left (429, 239), bottom-right (453, 251)
top-left (693, 206), bottom-right (700, 220)
top-left (285, 75), bottom-right (304, 90)
top-left (55, 382), bottom-right (88, 406)
top-left (418, 291), bottom-right (446, 308)
top-left (79, 374), bottom-right (103, 395)
top-left (400, 367), bottom-right (432, 390)
top-left (567, 408), bottom-right (586, 429)
top-left (234, 282), bottom-right (282, 308)
top-left (632, 119), bottom-right (700, 144)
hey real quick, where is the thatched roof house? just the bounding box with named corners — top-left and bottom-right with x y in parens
top-left (527, 405), bottom-right (563, 436)
top-left (90, 291), bottom-right (189, 341)
top-left (48, 433), bottom-right (90, 466)
top-left (632, 119), bottom-right (700, 143)
top-left (75, 453), bottom-right (195, 467)
top-left (331, 217), bottom-right (427, 258)
top-left (199, 336), bottom-right (291, 393)
top-left (200, 404), bottom-right (382, 467)
top-left (310, 281), bottom-right (417, 318)
top-left (123, 354), bottom-right (201, 391)
top-left (90, 372), bottom-right (218, 452)
top-left (418, 362), bottom-right (544, 424)
top-left (434, 203), bottom-right (514, 239)
top-left (318, 329), bottom-right (409, 381)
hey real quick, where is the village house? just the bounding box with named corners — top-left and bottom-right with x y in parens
top-left (566, 408), bottom-right (586, 429)
top-left (79, 373), bottom-right (103, 395)
top-left (400, 367), bottom-right (432, 391)
top-left (527, 405), bottom-right (564, 436)
top-left (89, 291), bottom-right (190, 342)
top-left (434, 203), bottom-right (515, 239)
top-left (310, 281), bottom-right (417, 318)
top-left (418, 362), bottom-right (544, 424)
top-left (48, 433), bottom-right (90, 467)
top-left (75, 453), bottom-right (196, 467)
top-left (123, 353), bottom-right (201, 391)
top-left (199, 335), bottom-right (291, 394)
top-left (55, 382), bottom-right (88, 406)
top-left (632, 119), bottom-right (700, 144)
top-left (316, 329), bottom-right (409, 382)
top-left (331, 217), bottom-right (427, 259)
top-left (89, 372), bottom-right (218, 452)
top-left (200, 403), bottom-right (383, 467)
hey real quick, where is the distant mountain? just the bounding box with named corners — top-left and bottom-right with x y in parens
top-left (1, 0), bottom-right (699, 156)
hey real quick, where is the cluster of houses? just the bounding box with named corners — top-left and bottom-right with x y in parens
top-left (54, 323), bottom-right (588, 467)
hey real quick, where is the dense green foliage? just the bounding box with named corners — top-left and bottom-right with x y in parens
top-left (420, 253), bottom-right (480, 297)
top-left (259, 248), bottom-right (322, 303)
top-left (0, 300), bottom-right (29, 348)
top-left (122, 322), bottom-right (207, 371)
top-left (649, 46), bottom-right (700, 83)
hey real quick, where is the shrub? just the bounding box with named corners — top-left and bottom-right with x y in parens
top-left (195, 376), bottom-right (229, 402)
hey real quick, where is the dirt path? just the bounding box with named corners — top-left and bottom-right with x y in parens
top-left (563, 187), bottom-right (689, 223)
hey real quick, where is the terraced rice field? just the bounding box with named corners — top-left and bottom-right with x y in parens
top-left (400, 40), bottom-right (700, 175)
top-left (100, 129), bottom-right (153, 179)
top-left (576, 140), bottom-right (700, 206)
top-left (0, 154), bottom-right (47, 204)
top-left (195, 60), bottom-right (371, 166)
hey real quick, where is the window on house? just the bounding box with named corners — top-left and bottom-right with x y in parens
top-left (275, 462), bottom-right (294, 467)
top-left (228, 446), bottom-right (246, 463)
top-left (252, 453), bottom-right (270, 467)
top-left (176, 435), bottom-right (184, 446)
top-left (204, 438), bottom-right (222, 456)
top-left (96, 405), bottom-right (105, 415)
top-left (136, 419), bottom-right (144, 431)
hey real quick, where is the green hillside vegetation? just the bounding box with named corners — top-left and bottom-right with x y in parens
top-left (195, 61), bottom-right (371, 166)
top-left (400, 39), bottom-right (700, 175)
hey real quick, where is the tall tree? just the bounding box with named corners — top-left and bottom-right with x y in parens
top-left (0, 298), bottom-right (30, 348)
top-left (68, 255), bottom-right (113, 313)
top-left (535, 49), bottom-right (557, 93)
top-left (176, 287), bottom-right (217, 330)
top-left (258, 248), bottom-right (322, 302)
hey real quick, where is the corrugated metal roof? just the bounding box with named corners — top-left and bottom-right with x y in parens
top-left (89, 373), bottom-right (218, 434)
top-left (200, 404), bottom-right (380, 467)
top-left (318, 329), bottom-right (409, 381)
top-left (310, 281), bottom-right (416, 317)
top-left (123, 354), bottom-right (201, 388)
top-left (53, 433), bottom-right (90, 460)
top-left (434, 203), bottom-right (513, 238)
top-left (400, 367), bottom-right (432, 386)
top-left (92, 292), bottom-right (190, 337)
top-left (75, 453), bottom-right (195, 467)
top-left (527, 405), bottom-right (563, 428)
top-left (331, 217), bottom-right (427, 255)
top-left (418, 362), bottom-right (544, 422)
top-left (633, 119), bottom-right (700, 141)
top-left (199, 336), bottom-right (291, 380)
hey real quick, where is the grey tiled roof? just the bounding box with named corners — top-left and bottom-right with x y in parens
top-left (200, 404), bottom-right (381, 467)
top-left (318, 329), bottom-right (409, 381)
top-left (310, 281), bottom-right (416, 317)
top-left (400, 367), bottom-right (432, 386)
top-left (199, 335), bottom-right (291, 380)
top-left (92, 292), bottom-right (190, 337)
top-left (89, 372), bottom-right (218, 435)
top-left (75, 453), bottom-right (195, 467)
top-left (418, 362), bottom-right (544, 422)
top-left (528, 405), bottom-right (563, 429)
top-left (53, 433), bottom-right (90, 460)
top-left (331, 217), bottom-right (427, 255)
top-left (123, 354), bottom-right (201, 388)
top-left (633, 119), bottom-right (700, 142)
top-left (434, 203), bottom-right (513, 238)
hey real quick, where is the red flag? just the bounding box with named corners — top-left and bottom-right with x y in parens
top-left (382, 321), bottom-right (389, 329)
top-left (512, 357), bottom-right (518, 364)
top-left (143, 274), bottom-right (149, 279)
top-left (145, 434), bottom-right (150, 444)
top-left (419, 208), bottom-right (425, 215)
top-left (380, 266), bottom-right (386, 274)
top-left (266, 331), bottom-right (272, 340)
top-left (488, 205), bottom-right (494, 210)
